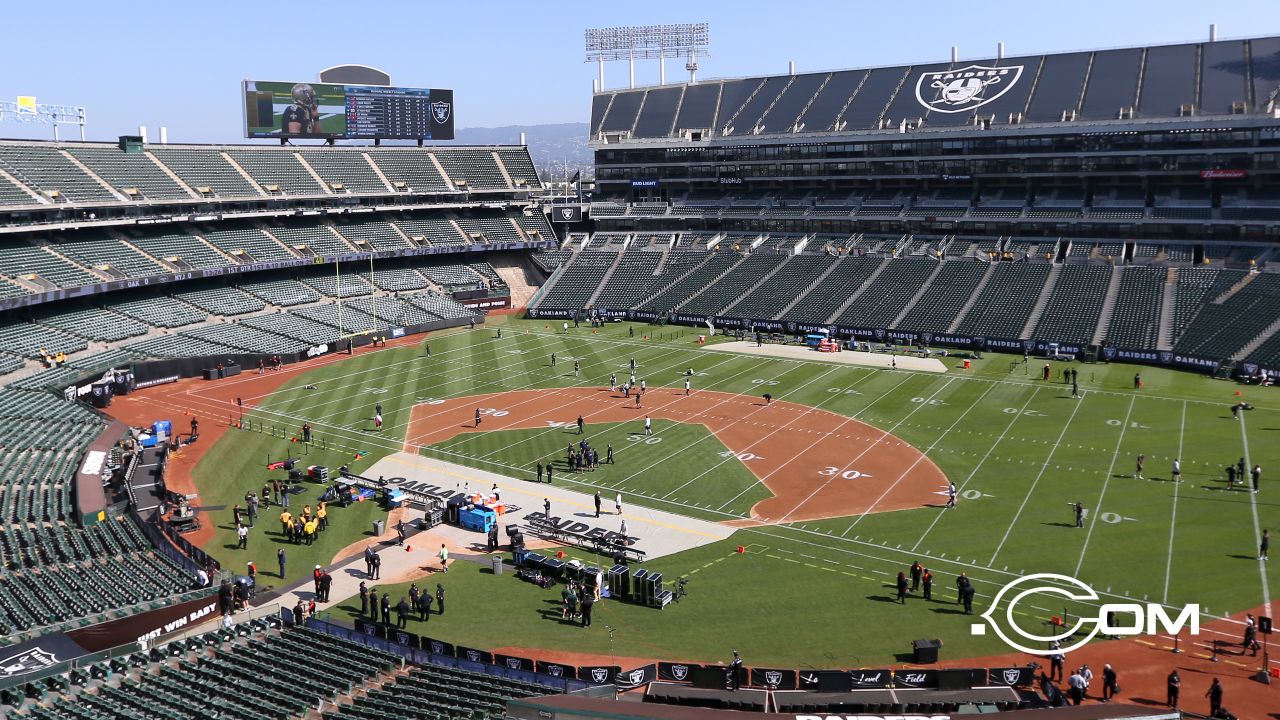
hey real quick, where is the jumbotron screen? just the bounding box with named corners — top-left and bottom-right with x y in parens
top-left (242, 80), bottom-right (455, 140)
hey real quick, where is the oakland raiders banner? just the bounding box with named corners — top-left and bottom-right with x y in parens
top-left (0, 634), bottom-right (88, 680)
top-left (614, 663), bottom-right (657, 690)
top-left (658, 661), bottom-right (702, 682)
top-left (578, 664), bottom-right (620, 685)
top-left (494, 654), bottom-right (535, 672)
top-left (421, 636), bottom-right (456, 658)
top-left (988, 666), bottom-right (1034, 687)
top-left (536, 660), bottom-right (577, 679)
top-left (455, 645), bottom-right (493, 665)
top-left (750, 667), bottom-right (797, 689)
top-left (892, 668), bottom-right (939, 689)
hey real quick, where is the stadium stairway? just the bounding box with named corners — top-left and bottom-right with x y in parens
top-left (773, 254), bottom-right (846, 319)
top-left (583, 251), bottom-right (627, 308)
top-left (143, 151), bottom-right (201, 198)
top-left (360, 154), bottom-right (397, 193)
top-left (1089, 266), bottom-right (1124, 346)
top-left (887, 259), bottom-right (946, 328)
top-left (40, 244), bottom-right (109, 283)
top-left (1157, 268), bottom-right (1178, 350)
top-left (294, 153), bottom-right (335, 194)
top-left (823, 258), bottom-right (889, 323)
top-left (58, 151), bottom-right (126, 202)
top-left (943, 263), bottom-right (994, 334)
top-left (1018, 263), bottom-right (1063, 339)
top-left (1232, 314), bottom-right (1280, 361)
top-left (220, 151), bottom-right (268, 196)
top-left (669, 253), bottom-right (751, 312)
top-left (719, 253), bottom-right (794, 317)
top-left (631, 253), bottom-right (714, 310)
top-left (1213, 271), bottom-right (1257, 303)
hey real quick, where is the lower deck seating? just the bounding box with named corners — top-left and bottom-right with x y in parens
top-left (1104, 267), bottom-right (1168, 349)
top-left (954, 264), bottom-right (1053, 338)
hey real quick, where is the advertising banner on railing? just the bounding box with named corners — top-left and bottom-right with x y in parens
top-left (60, 591), bottom-right (219, 653)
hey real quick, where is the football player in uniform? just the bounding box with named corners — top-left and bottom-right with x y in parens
top-left (283, 83), bottom-right (319, 135)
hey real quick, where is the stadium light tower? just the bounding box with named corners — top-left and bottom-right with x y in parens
top-left (585, 23), bottom-right (710, 90)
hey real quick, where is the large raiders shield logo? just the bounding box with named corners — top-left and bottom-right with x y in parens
top-left (590, 668), bottom-right (609, 683)
top-left (670, 664), bottom-right (689, 680)
top-left (431, 101), bottom-right (452, 124)
top-left (429, 641), bottom-right (445, 654)
top-left (465, 650), bottom-right (482, 662)
top-left (558, 208), bottom-right (575, 221)
top-left (0, 648), bottom-right (57, 677)
top-left (1002, 668), bottom-right (1022, 685)
top-left (505, 658), bottom-right (522, 670)
top-left (628, 669), bottom-right (646, 685)
top-left (764, 670), bottom-right (783, 687)
top-left (916, 64), bottom-right (1024, 114)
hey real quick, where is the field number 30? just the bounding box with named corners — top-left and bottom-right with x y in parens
top-left (818, 467), bottom-right (870, 480)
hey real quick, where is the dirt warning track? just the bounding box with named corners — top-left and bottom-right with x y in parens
top-left (404, 387), bottom-right (946, 524)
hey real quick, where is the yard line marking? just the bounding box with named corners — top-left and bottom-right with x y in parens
top-left (987, 387), bottom-right (1088, 566)
top-left (1239, 412), bottom-right (1272, 617)
top-left (647, 365), bottom-right (847, 500)
top-left (842, 380), bottom-right (999, 536)
top-left (1073, 395), bottom-right (1136, 576)
top-left (516, 329), bottom-right (1278, 411)
top-left (709, 368), bottom-right (901, 510)
top-left (1162, 400), bottom-right (1186, 605)
top-left (467, 353), bottom-right (754, 459)
top-left (428, 340), bottom-right (703, 447)
top-left (776, 376), bottom-right (953, 525)
top-left (911, 386), bottom-right (1041, 552)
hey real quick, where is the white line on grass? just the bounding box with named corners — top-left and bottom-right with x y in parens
top-left (841, 380), bottom-right (998, 537)
top-left (911, 386), bottom-right (1041, 552)
top-left (466, 353), bottom-right (753, 459)
top-left (777, 377), bottom-right (955, 525)
top-left (1239, 412), bottom-right (1272, 617)
top-left (708, 368), bottom-right (901, 511)
top-left (1073, 395), bottom-right (1136, 576)
top-left (516, 329), bottom-right (1265, 411)
top-left (987, 388), bottom-right (1089, 566)
top-left (1162, 400), bottom-right (1186, 605)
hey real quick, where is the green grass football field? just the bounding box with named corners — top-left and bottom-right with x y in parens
top-left (192, 316), bottom-right (1280, 666)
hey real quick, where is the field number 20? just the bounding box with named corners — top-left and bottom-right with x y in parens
top-left (477, 407), bottom-right (508, 417)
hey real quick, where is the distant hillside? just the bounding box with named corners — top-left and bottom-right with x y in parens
top-left (454, 123), bottom-right (591, 180)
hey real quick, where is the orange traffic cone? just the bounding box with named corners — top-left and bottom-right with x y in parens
top-left (406, 545), bottom-right (413, 552)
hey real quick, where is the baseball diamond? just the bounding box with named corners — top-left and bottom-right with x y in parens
top-left (1, 11), bottom-right (1279, 720)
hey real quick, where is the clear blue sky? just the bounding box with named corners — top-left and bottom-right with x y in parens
top-left (1, 0), bottom-right (1276, 143)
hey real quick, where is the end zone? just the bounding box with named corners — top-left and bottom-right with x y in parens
top-left (708, 340), bottom-right (949, 373)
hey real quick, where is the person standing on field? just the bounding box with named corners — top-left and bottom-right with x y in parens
top-left (1135, 453), bottom-right (1145, 480)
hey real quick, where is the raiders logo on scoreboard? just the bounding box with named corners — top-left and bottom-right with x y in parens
top-left (432, 101), bottom-right (452, 124)
top-left (916, 64), bottom-right (1023, 113)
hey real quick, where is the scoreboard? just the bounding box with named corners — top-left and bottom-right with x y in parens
top-left (243, 80), bottom-right (454, 140)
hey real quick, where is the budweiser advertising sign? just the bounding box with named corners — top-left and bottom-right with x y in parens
top-left (1200, 169), bottom-right (1247, 179)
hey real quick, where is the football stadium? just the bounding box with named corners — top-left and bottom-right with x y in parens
top-left (0, 16), bottom-right (1277, 720)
